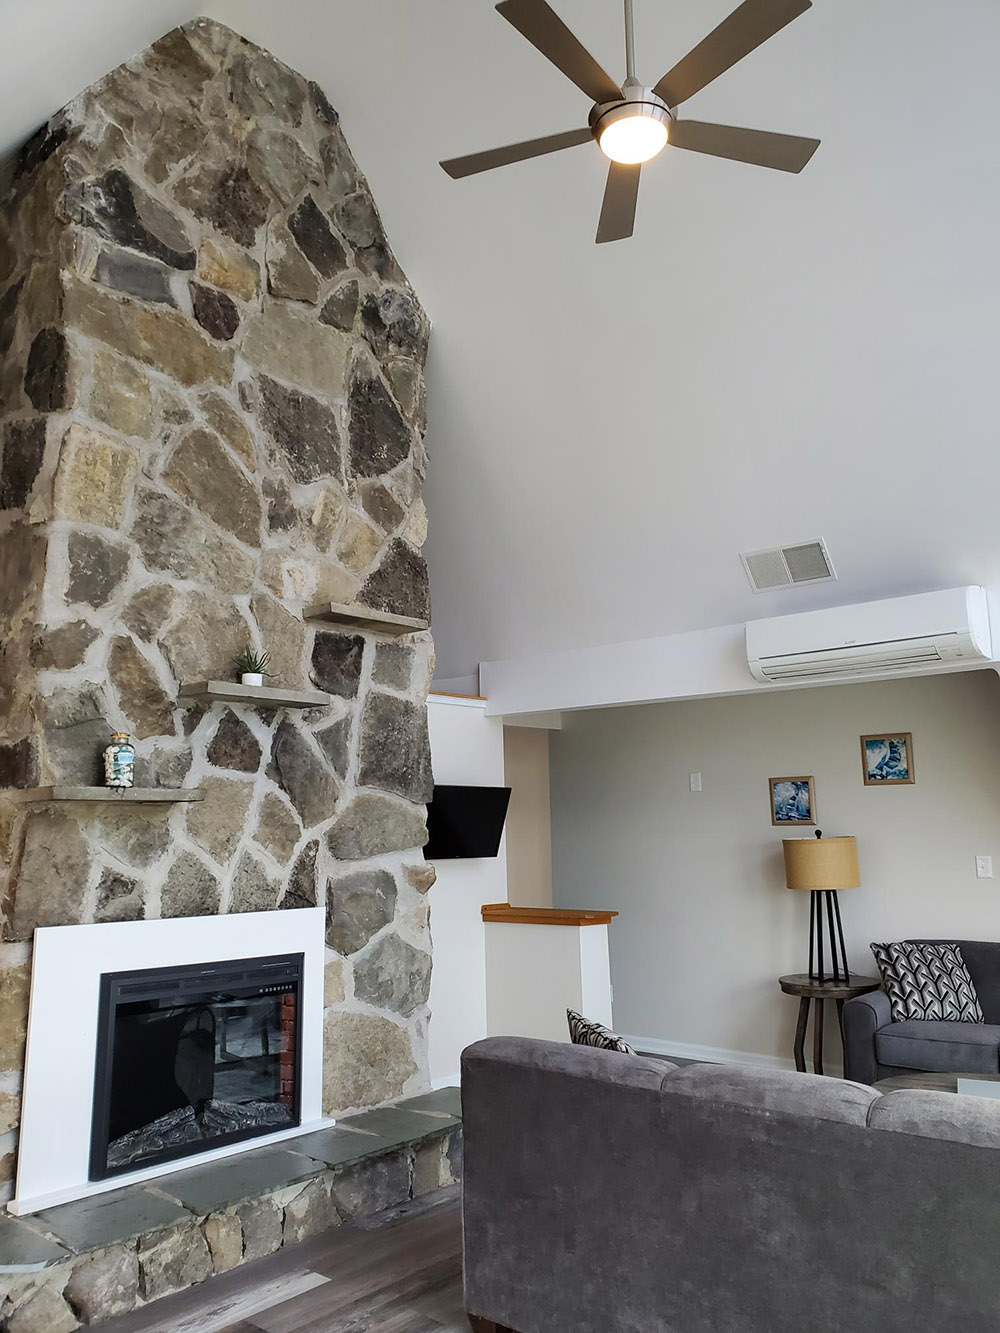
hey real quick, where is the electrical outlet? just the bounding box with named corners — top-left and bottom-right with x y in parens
top-left (689, 772), bottom-right (702, 792)
top-left (977, 855), bottom-right (993, 879)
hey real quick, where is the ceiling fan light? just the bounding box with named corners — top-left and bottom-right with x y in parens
top-left (596, 101), bottom-right (671, 166)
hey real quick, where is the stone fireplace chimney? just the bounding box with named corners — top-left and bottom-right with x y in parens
top-left (0, 17), bottom-right (435, 1200)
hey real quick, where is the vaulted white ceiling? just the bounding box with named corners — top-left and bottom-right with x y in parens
top-left (4, 1), bottom-right (1000, 683)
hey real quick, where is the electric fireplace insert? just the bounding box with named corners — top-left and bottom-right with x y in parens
top-left (89, 953), bottom-right (303, 1180)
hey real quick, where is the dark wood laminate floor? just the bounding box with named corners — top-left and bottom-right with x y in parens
top-left (98, 1187), bottom-right (466, 1333)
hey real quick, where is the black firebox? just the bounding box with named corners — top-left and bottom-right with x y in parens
top-left (89, 954), bottom-right (303, 1180)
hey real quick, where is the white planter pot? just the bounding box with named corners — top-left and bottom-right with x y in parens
top-left (241, 672), bottom-right (264, 688)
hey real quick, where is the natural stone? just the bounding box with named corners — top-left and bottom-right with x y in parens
top-left (8, 811), bottom-right (90, 939)
top-left (95, 866), bottom-right (144, 923)
top-left (314, 714), bottom-right (351, 781)
top-left (163, 591), bottom-right (250, 685)
top-left (94, 245), bottom-right (176, 305)
top-left (161, 850), bottom-right (221, 917)
top-left (360, 481), bottom-right (404, 534)
top-left (288, 195), bottom-right (347, 279)
top-left (253, 793), bottom-right (301, 865)
top-left (163, 427), bottom-right (261, 546)
top-left (207, 710), bottom-right (262, 773)
top-left (372, 642), bottom-right (413, 691)
top-left (246, 124), bottom-right (319, 206)
top-left (0, 1090), bottom-right (20, 1135)
top-left (250, 591), bottom-right (306, 687)
top-left (266, 219), bottom-right (320, 303)
top-left (323, 1011), bottom-right (417, 1114)
top-left (66, 167), bottom-right (196, 268)
top-left (203, 1212), bottom-right (243, 1274)
top-left (387, 358), bottom-right (423, 422)
top-left (38, 684), bottom-right (108, 784)
top-left (24, 326), bottom-right (69, 410)
top-left (108, 635), bottom-right (174, 739)
top-left (0, 965), bottom-right (30, 1068)
top-left (29, 620), bottom-right (98, 671)
top-left (327, 792), bottom-right (427, 861)
top-left (271, 720), bottom-right (340, 827)
top-left (198, 238), bottom-right (259, 301)
top-left (192, 282), bottom-right (239, 341)
top-left (230, 850), bottom-right (281, 913)
top-left (139, 1220), bottom-right (213, 1301)
top-left (93, 806), bottom-right (172, 868)
top-left (229, 45), bottom-right (306, 125)
top-left (283, 839), bottom-right (318, 909)
top-left (357, 691), bottom-right (433, 802)
top-left (122, 584), bottom-right (174, 640)
top-left (325, 868), bottom-right (396, 955)
top-left (197, 391), bottom-right (256, 470)
top-left (360, 540), bottom-right (430, 621)
top-left (354, 932), bottom-right (432, 1016)
top-left (336, 510), bottom-right (381, 575)
top-left (310, 632), bottom-right (364, 698)
top-left (403, 862), bottom-right (437, 895)
top-left (324, 957), bottom-right (346, 1006)
top-left (401, 497), bottom-right (429, 549)
top-left (236, 1196), bottom-right (284, 1262)
top-left (90, 348), bottom-right (154, 437)
top-left (283, 1177), bottom-right (339, 1245)
top-left (334, 190), bottom-right (385, 252)
top-left (348, 369), bottom-right (411, 478)
top-left (412, 1138), bottom-right (447, 1197)
top-left (256, 374), bottom-right (341, 484)
top-left (67, 530), bottom-right (130, 608)
top-left (130, 488), bottom-right (255, 593)
top-left (361, 287), bottom-right (428, 362)
top-left (243, 304), bottom-right (349, 398)
top-left (319, 279), bottom-right (359, 332)
top-left (309, 487), bottom-right (344, 550)
top-left (264, 477), bottom-right (298, 534)
top-left (318, 124), bottom-right (358, 196)
top-left (133, 740), bottom-right (192, 788)
top-left (174, 161), bottom-right (270, 249)
top-left (331, 1149), bottom-right (411, 1218)
top-left (187, 776), bottom-right (254, 864)
top-left (0, 736), bottom-right (38, 788)
top-left (0, 418), bottom-right (46, 509)
top-left (53, 425), bottom-right (137, 527)
top-left (64, 274), bottom-right (233, 386)
top-left (64, 1246), bottom-right (139, 1324)
top-left (6, 1283), bottom-right (78, 1333)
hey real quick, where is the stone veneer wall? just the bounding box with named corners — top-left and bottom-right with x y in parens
top-left (0, 18), bottom-right (438, 1201)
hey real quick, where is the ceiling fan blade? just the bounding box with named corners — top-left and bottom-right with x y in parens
top-left (670, 120), bottom-right (820, 172)
top-left (440, 127), bottom-right (593, 179)
top-left (496, 0), bottom-right (623, 105)
top-left (596, 162), bottom-right (641, 244)
top-left (653, 0), bottom-right (812, 107)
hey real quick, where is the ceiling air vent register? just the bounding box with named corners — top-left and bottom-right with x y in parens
top-left (741, 540), bottom-right (836, 593)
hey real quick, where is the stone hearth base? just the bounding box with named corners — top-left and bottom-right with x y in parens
top-left (0, 1090), bottom-right (460, 1330)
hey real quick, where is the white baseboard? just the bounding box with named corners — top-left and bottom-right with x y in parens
top-left (620, 1033), bottom-right (843, 1078)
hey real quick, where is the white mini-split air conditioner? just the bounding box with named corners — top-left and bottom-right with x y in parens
top-left (746, 587), bottom-right (993, 685)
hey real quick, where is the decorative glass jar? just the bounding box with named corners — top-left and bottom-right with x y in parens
top-left (104, 732), bottom-right (135, 789)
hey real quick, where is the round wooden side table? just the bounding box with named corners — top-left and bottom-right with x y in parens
top-left (778, 973), bottom-right (881, 1076)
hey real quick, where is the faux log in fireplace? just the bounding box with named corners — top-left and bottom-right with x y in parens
top-left (89, 954), bottom-right (303, 1180)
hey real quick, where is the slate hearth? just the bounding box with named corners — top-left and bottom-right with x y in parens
top-left (0, 1090), bottom-right (461, 1330)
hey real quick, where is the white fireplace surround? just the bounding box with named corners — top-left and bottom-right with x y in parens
top-left (11, 908), bottom-right (328, 1216)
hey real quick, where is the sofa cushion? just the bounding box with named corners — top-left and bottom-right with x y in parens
top-left (871, 941), bottom-right (984, 1022)
top-left (875, 1020), bottom-right (1000, 1073)
top-left (661, 1063), bottom-right (879, 1126)
top-left (566, 1008), bottom-right (636, 1055)
top-left (869, 1088), bottom-right (1000, 1149)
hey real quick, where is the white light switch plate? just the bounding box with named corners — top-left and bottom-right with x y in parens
top-left (976, 855), bottom-right (993, 879)
top-left (689, 772), bottom-right (702, 792)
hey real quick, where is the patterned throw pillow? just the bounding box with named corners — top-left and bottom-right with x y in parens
top-left (566, 1008), bottom-right (636, 1054)
top-left (870, 941), bottom-right (984, 1023)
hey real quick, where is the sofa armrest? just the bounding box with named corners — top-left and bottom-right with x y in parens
top-left (843, 989), bottom-right (891, 1084)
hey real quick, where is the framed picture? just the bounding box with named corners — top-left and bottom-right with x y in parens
top-left (769, 776), bottom-right (816, 826)
top-left (861, 733), bottom-right (914, 785)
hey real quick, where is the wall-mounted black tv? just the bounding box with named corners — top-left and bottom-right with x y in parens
top-left (423, 785), bottom-right (512, 860)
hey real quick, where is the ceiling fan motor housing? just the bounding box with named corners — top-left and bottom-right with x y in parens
top-left (589, 79), bottom-right (674, 149)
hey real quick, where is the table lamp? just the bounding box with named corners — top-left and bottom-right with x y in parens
top-left (782, 831), bottom-right (860, 983)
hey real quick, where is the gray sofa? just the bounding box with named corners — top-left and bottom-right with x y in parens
top-left (462, 1036), bottom-right (1000, 1333)
top-left (844, 938), bottom-right (1000, 1084)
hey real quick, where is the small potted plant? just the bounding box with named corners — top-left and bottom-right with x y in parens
top-left (233, 647), bottom-right (271, 689)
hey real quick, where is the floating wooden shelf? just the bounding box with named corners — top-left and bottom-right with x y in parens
top-left (304, 601), bottom-right (429, 636)
top-left (481, 903), bottom-right (619, 927)
top-left (179, 680), bottom-right (332, 709)
top-left (6, 787), bottom-right (205, 804)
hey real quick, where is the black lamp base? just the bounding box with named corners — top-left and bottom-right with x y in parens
top-left (808, 889), bottom-right (850, 983)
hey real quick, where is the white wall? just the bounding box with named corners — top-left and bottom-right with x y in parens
top-left (426, 696), bottom-right (507, 1087)
top-left (549, 669), bottom-right (1000, 1068)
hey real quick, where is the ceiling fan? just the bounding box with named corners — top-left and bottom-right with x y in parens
top-left (440, 0), bottom-right (820, 243)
